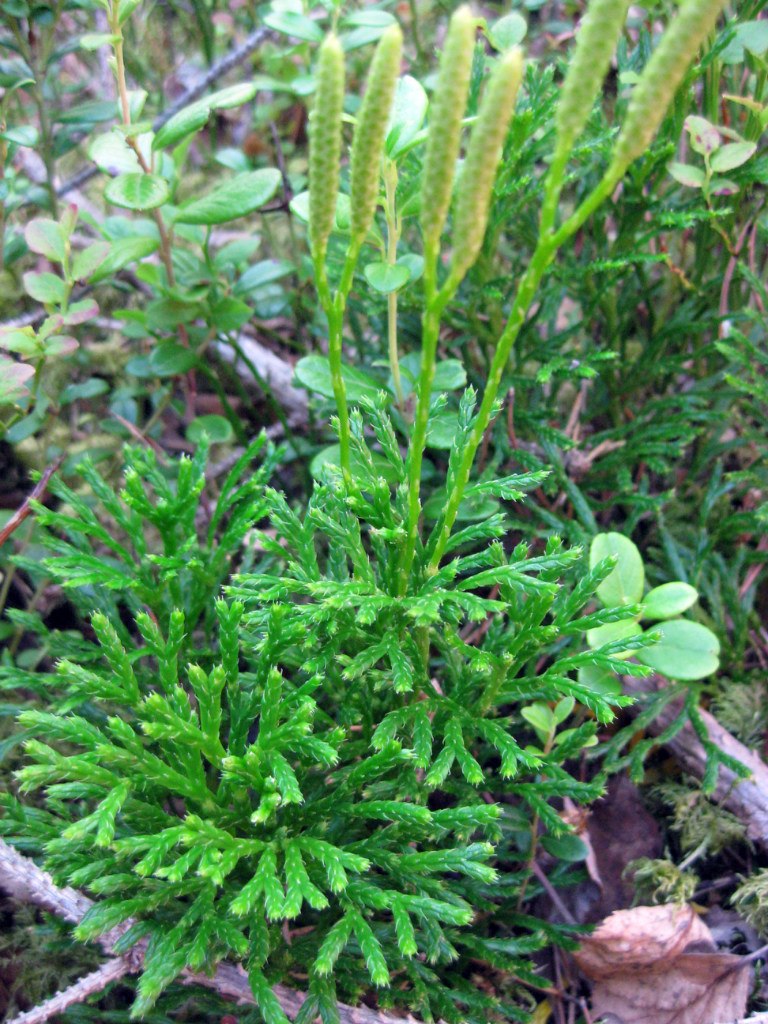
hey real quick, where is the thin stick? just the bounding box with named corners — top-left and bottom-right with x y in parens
top-left (531, 861), bottom-right (577, 926)
top-left (622, 675), bottom-right (768, 850)
top-left (0, 457), bottom-right (62, 547)
top-left (6, 960), bottom-right (132, 1024)
top-left (0, 838), bottom-right (433, 1024)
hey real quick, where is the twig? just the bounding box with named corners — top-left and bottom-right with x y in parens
top-left (564, 380), bottom-right (589, 443)
top-left (0, 838), bottom-right (431, 1024)
top-left (622, 675), bottom-right (768, 850)
top-left (0, 838), bottom-right (92, 924)
top-left (0, 457), bottom-right (62, 547)
top-left (738, 535), bottom-right (768, 599)
top-left (110, 413), bottom-right (168, 460)
top-left (216, 331), bottom-right (308, 421)
top-left (735, 941), bottom-right (768, 967)
top-left (531, 861), bottom-right (577, 926)
top-left (718, 219), bottom-right (751, 336)
top-left (55, 27), bottom-right (270, 201)
top-left (270, 120), bottom-right (294, 203)
top-left (6, 959), bottom-right (132, 1024)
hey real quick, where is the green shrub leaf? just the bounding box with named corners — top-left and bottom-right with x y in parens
top-left (105, 173), bottom-right (170, 211)
top-left (637, 620), bottom-right (721, 680)
top-left (590, 533), bottom-right (644, 606)
top-left (642, 582), bottom-right (698, 621)
top-left (174, 169), bottom-right (281, 225)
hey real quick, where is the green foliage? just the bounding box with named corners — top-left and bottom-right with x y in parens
top-left (1, 0), bottom-right (765, 1020)
top-left (712, 679), bottom-right (768, 749)
top-left (733, 871), bottom-right (768, 938)
top-left (1, 206), bottom-right (107, 432)
top-left (3, 436), bottom-right (632, 1021)
top-left (584, 532), bottom-right (721, 682)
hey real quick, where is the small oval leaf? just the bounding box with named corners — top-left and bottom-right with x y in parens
top-left (187, 414), bottom-right (234, 444)
top-left (642, 582), bottom-right (698, 621)
top-left (294, 354), bottom-right (381, 404)
top-left (590, 533), bottom-right (645, 607)
top-left (364, 261), bottom-right (410, 293)
top-left (488, 12), bottom-right (527, 51)
top-left (104, 173), bottom-right (170, 211)
top-left (637, 619), bottom-right (721, 681)
top-left (152, 82), bottom-right (259, 151)
top-left (386, 75), bottom-right (428, 156)
top-left (668, 162), bottom-right (705, 188)
top-left (586, 619), bottom-right (642, 657)
top-left (89, 236), bottom-right (159, 283)
top-left (24, 218), bottom-right (67, 262)
top-left (174, 169), bottom-right (281, 225)
top-left (710, 141), bottom-right (756, 173)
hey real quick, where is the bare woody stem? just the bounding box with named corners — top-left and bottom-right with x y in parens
top-left (0, 837), bottom-right (433, 1024)
top-left (110, 6), bottom-right (176, 288)
top-left (6, 960), bottom-right (132, 1024)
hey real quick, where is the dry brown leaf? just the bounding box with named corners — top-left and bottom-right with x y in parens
top-left (561, 797), bottom-right (603, 891)
top-left (574, 904), bottom-right (750, 1024)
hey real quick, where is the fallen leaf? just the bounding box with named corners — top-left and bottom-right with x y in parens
top-left (561, 797), bottom-right (602, 890)
top-left (574, 904), bottom-right (750, 1024)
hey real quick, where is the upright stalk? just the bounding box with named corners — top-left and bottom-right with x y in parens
top-left (383, 159), bottom-right (404, 409)
top-left (318, 250), bottom-right (357, 479)
top-left (426, 170), bottom-right (620, 571)
top-left (398, 249), bottom-right (442, 594)
top-left (9, 16), bottom-right (60, 215)
top-left (109, 1), bottom-right (176, 288)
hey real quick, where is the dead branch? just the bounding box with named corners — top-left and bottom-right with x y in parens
top-left (6, 960), bottom-right (132, 1024)
top-left (0, 837), bottom-right (91, 924)
top-left (216, 332), bottom-right (308, 421)
top-left (0, 838), bottom-right (426, 1024)
top-left (0, 458), bottom-right (63, 547)
top-left (622, 675), bottom-right (768, 849)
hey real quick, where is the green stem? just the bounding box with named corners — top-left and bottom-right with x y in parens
top-left (746, 64), bottom-right (768, 141)
top-left (316, 247), bottom-right (358, 479)
top-left (111, 5), bottom-right (177, 289)
top-left (398, 245), bottom-right (443, 594)
top-left (407, 0), bottom-right (426, 65)
top-left (383, 159), bottom-right (404, 409)
top-left (426, 168), bottom-right (622, 572)
top-left (539, 148), bottom-right (569, 238)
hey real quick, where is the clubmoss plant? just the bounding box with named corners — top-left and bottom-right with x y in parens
top-left (609, 0), bottom-right (731, 176)
top-left (542, 0), bottom-right (631, 232)
top-left (449, 47), bottom-right (524, 287)
top-left (1, 2), bottom-right (743, 1022)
